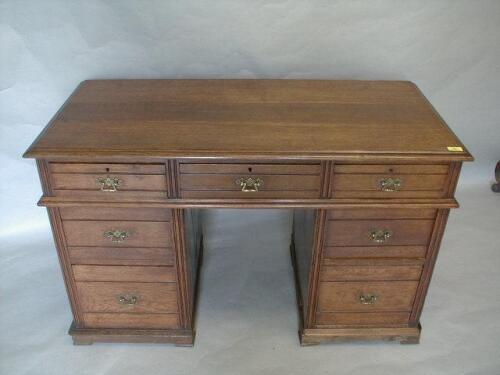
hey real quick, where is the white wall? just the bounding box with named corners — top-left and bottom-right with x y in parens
top-left (2, 3), bottom-right (500, 374)
top-left (1, 0), bottom-right (499, 236)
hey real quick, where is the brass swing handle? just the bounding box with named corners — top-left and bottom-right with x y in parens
top-left (370, 229), bottom-right (392, 244)
top-left (96, 176), bottom-right (122, 192)
top-left (379, 177), bottom-right (403, 192)
top-left (104, 230), bottom-right (129, 242)
top-left (118, 295), bottom-right (138, 305)
top-left (359, 294), bottom-right (378, 305)
top-left (236, 177), bottom-right (263, 192)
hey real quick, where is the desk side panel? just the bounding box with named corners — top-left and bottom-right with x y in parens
top-left (292, 209), bottom-right (319, 326)
top-left (184, 209), bottom-right (203, 325)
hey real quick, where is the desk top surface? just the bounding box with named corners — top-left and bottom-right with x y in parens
top-left (24, 80), bottom-right (472, 160)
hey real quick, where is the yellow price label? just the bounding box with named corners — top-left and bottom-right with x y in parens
top-left (447, 146), bottom-right (464, 152)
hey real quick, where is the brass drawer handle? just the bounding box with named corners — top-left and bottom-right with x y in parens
top-left (118, 295), bottom-right (138, 305)
top-left (104, 230), bottom-right (129, 242)
top-left (96, 177), bottom-right (122, 192)
top-left (359, 294), bottom-right (378, 305)
top-left (379, 177), bottom-right (402, 192)
top-left (370, 229), bottom-right (392, 243)
top-left (236, 177), bottom-right (263, 192)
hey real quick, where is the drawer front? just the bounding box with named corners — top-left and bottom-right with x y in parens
top-left (333, 163), bottom-right (449, 198)
top-left (334, 164), bottom-right (449, 174)
top-left (49, 162), bottom-right (167, 200)
top-left (324, 209), bottom-right (435, 259)
top-left (327, 208), bottom-right (437, 221)
top-left (73, 265), bottom-right (176, 283)
top-left (320, 265), bottom-right (422, 282)
top-left (316, 312), bottom-right (410, 326)
top-left (63, 220), bottom-right (173, 248)
top-left (323, 245), bottom-right (428, 259)
top-left (83, 312), bottom-right (180, 329)
top-left (50, 163), bottom-right (165, 174)
top-left (76, 282), bottom-right (178, 314)
top-left (60, 207), bottom-right (172, 221)
top-left (52, 173), bottom-right (166, 191)
top-left (68, 246), bottom-right (174, 266)
top-left (325, 219), bottom-right (434, 247)
top-left (179, 162), bottom-right (321, 199)
top-left (318, 281), bottom-right (419, 312)
top-left (63, 208), bottom-right (174, 265)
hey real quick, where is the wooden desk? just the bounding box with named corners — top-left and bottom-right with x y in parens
top-left (24, 80), bottom-right (473, 346)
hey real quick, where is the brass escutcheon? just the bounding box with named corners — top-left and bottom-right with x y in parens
top-left (379, 177), bottom-right (402, 192)
top-left (104, 230), bottom-right (129, 242)
top-left (359, 294), bottom-right (378, 305)
top-left (235, 177), bottom-right (263, 192)
top-left (370, 229), bottom-right (392, 244)
top-left (118, 295), bottom-right (138, 305)
top-left (96, 176), bottom-right (122, 192)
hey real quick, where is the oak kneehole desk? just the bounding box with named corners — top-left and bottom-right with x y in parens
top-left (24, 80), bottom-right (472, 346)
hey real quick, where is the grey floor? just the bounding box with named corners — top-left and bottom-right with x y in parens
top-left (1, 186), bottom-right (499, 375)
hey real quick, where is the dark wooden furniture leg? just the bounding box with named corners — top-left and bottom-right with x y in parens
top-left (492, 161), bottom-right (500, 192)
